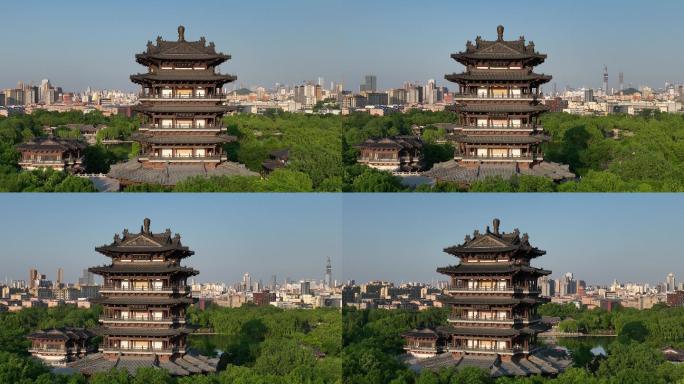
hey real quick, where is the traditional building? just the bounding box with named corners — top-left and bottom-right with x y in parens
top-left (68, 218), bottom-right (218, 376)
top-left (425, 26), bottom-right (574, 183)
top-left (16, 137), bottom-right (86, 172)
top-left (356, 136), bottom-right (423, 172)
top-left (409, 219), bottom-right (571, 377)
top-left (261, 149), bottom-right (289, 174)
top-left (109, 26), bottom-right (256, 186)
top-left (402, 329), bottom-right (442, 358)
top-left (27, 328), bottom-right (94, 367)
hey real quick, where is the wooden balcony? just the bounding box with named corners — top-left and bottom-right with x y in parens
top-left (100, 285), bottom-right (190, 294)
top-left (99, 315), bottom-right (185, 324)
top-left (139, 154), bottom-right (226, 162)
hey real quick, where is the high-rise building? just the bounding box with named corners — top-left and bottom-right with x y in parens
top-left (70, 218), bottom-right (218, 375)
top-left (584, 89), bottom-right (594, 103)
top-left (242, 273), bottom-right (251, 292)
top-left (360, 75), bottom-right (377, 92)
top-left (424, 79), bottom-right (437, 105)
top-left (57, 268), bottom-right (64, 288)
top-left (300, 280), bottom-right (311, 295)
top-left (603, 65), bottom-right (609, 95)
top-left (29, 268), bottom-right (38, 290)
top-left (325, 257), bottom-right (332, 289)
top-left (78, 269), bottom-right (95, 286)
top-left (109, 26), bottom-right (256, 187)
top-left (666, 273), bottom-right (676, 293)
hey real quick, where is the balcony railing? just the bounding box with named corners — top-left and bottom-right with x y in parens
top-left (29, 347), bottom-right (76, 353)
top-left (403, 345), bottom-right (441, 352)
top-left (448, 315), bottom-right (541, 323)
top-left (101, 346), bottom-right (182, 354)
top-left (455, 93), bottom-right (536, 100)
top-left (447, 285), bottom-right (540, 293)
top-left (138, 94), bottom-right (224, 100)
top-left (460, 124), bottom-right (539, 130)
top-left (140, 124), bottom-right (224, 130)
top-left (456, 155), bottom-right (538, 162)
top-left (100, 315), bottom-right (185, 323)
top-left (358, 157), bottom-right (400, 163)
top-left (100, 285), bottom-right (189, 292)
top-left (140, 154), bottom-right (225, 162)
top-left (19, 158), bottom-right (82, 165)
top-left (447, 345), bottom-right (525, 354)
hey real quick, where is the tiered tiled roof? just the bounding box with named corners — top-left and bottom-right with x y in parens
top-left (451, 25), bottom-right (547, 66)
top-left (135, 25), bottom-right (230, 66)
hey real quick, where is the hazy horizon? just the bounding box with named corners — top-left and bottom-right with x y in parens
top-left (0, 194), bottom-right (342, 286)
top-left (2, 0), bottom-right (683, 92)
top-left (342, 194), bottom-right (684, 287)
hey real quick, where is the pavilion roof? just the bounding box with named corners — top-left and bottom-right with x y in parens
top-left (89, 263), bottom-right (199, 276)
top-left (402, 328), bottom-right (439, 339)
top-left (135, 26), bottom-right (230, 66)
top-left (95, 219), bottom-right (193, 257)
top-left (91, 296), bottom-right (194, 306)
top-left (436, 263), bottom-right (551, 276)
top-left (451, 25), bottom-right (547, 65)
top-left (27, 327), bottom-right (94, 341)
top-left (445, 70), bottom-right (551, 83)
top-left (356, 135), bottom-right (423, 150)
top-left (133, 105), bottom-right (233, 114)
top-left (454, 104), bottom-right (549, 114)
top-left (443, 218), bottom-right (546, 258)
top-left (16, 137), bottom-right (87, 152)
top-left (130, 72), bottom-right (236, 85)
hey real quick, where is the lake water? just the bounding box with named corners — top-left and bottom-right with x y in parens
top-left (543, 336), bottom-right (616, 357)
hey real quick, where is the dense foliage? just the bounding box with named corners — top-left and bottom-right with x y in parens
top-left (223, 112), bottom-right (342, 191)
top-left (0, 304), bottom-right (340, 383)
top-left (342, 306), bottom-right (684, 384)
top-left (0, 110), bottom-right (138, 191)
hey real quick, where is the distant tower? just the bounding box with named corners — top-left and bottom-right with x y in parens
top-left (242, 273), bottom-right (251, 292)
top-left (29, 268), bottom-right (38, 289)
top-left (325, 257), bottom-right (332, 289)
top-left (57, 268), bottom-right (64, 287)
top-left (666, 273), bottom-right (676, 293)
top-left (619, 72), bottom-right (624, 94)
top-left (603, 65), bottom-right (609, 95)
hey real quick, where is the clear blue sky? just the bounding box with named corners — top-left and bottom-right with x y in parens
top-left (342, 194), bottom-right (683, 286)
top-left (2, 0), bottom-right (682, 92)
top-left (0, 194), bottom-right (341, 286)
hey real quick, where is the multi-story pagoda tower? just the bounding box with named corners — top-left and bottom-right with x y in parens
top-left (69, 218), bottom-right (218, 376)
top-left (438, 218), bottom-right (549, 361)
top-left (109, 26), bottom-right (256, 187)
top-left (426, 26), bottom-right (573, 183)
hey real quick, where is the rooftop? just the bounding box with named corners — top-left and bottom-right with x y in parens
top-left (135, 25), bottom-right (231, 67)
top-left (95, 218), bottom-right (193, 257)
top-left (442, 218), bottom-right (546, 258)
top-left (451, 25), bottom-right (547, 66)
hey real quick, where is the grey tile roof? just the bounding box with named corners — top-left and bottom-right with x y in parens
top-left (109, 160), bottom-right (258, 186)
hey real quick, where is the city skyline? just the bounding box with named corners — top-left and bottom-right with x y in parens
top-left (0, 194), bottom-right (341, 285)
top-left (3, 1), bottom-right (684, 92)
top-left (342, 194), bottom-right (684, 286)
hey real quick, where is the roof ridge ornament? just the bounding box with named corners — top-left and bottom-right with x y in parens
top-left (178, 25), bottom-right (186, 42)
top-left (143, 218), bottom-right (151, 234)
top-left (497, 25), bottom-right (504, 41)
top-left (493, 218), bottom-right (500, 235)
